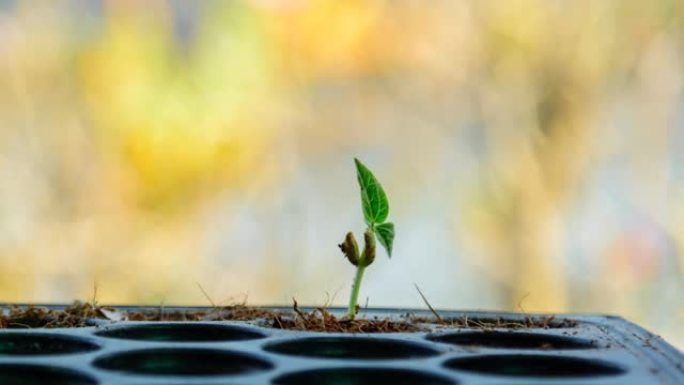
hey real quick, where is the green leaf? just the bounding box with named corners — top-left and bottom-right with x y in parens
top-left (354, 158), bottom-right (389, 225)
top-left (375, 222), bottom-right (395, 258)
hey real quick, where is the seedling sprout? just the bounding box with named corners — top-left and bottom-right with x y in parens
top-left (339, 158), bottom-right (394, 320)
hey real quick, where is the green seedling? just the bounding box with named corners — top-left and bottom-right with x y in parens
top-left (339, 158), bottom-right (395, 320)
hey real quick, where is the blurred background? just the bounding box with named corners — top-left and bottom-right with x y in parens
top-left (0, 0), bottom-right (682, 348)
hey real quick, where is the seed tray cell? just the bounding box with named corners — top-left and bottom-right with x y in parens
top-left (0, 307), bottom-right (681, 384)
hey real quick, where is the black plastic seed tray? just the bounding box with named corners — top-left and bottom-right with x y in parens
top-left (0, 306), bottom-right (682, 384)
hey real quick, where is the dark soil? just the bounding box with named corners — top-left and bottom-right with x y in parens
top-left (0, 301), bottom-right (574, 333)
top-left (268, 300), bottom-right (422, 333)
top-left (410, 314), bottom-right (577, 329)
top-left (126, 304), bottom-right (281, 322)
top-left (0, 303), bottom-right (103, 328)
top-left (0, 301), bottom-right (420, 333)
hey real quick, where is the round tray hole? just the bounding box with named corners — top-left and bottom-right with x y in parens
top-left (93, 348), bottom-right (273, 376)
top-left (0, 364), bottom-right (97, 385)
top-left (273, 368), bottom-right (456, 385)
top-left (94, 323), bottom-right (266, 342)
top-left (444, 354), bottom-right (625, 378)
top-left (0, 333), bottom-right (99, 355)
top-left (428, 331), bottom-right (595, 350)
top-left (264, 336), bottom-right (440, 359)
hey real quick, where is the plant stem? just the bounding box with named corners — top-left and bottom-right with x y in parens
top-left (347, 264), bottom-right (366, 319)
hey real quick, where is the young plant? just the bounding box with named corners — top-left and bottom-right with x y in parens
top-left (339, 158), bottom-right (394, 320)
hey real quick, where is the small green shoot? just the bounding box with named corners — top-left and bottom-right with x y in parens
top-left (339, 158), bottom-right (394, 319)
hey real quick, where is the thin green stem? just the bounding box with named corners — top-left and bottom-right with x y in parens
top-left (347, 264), bottom-right (366, 319)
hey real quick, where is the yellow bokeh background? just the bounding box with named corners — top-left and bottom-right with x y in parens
top-left (0, 0), bottom-right (682, 348)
